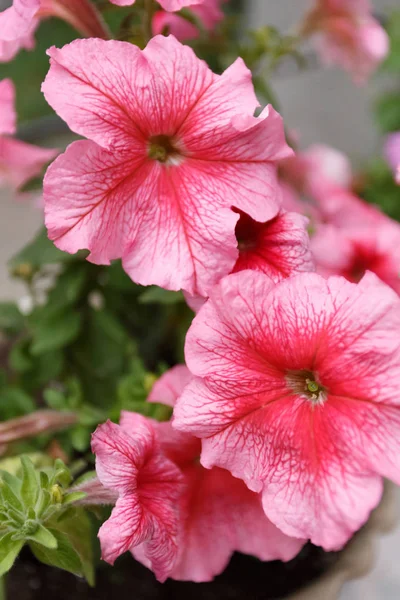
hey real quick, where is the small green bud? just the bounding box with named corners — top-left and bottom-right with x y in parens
top-left (50, 485), bottom-right (63, 504)
top-left (20, 519), bottom-right (38, 536)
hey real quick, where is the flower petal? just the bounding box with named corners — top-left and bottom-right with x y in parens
top-left (92, 418), bottom-right (184, 580)
top-left (233, 210), bottom-right (314, 281)
top-left (0, 79), bottom-right (16, 135)
top-left (0, 137), bottom-right (58, 191)
top-left (147, 364), bottom-right (193, 407)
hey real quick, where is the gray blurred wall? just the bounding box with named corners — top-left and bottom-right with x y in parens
top-left (248, 0), bottom-right (398, 165)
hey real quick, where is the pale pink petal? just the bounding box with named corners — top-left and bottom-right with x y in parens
top-left (42, 39), bottom-right (148, 151)
top-left (42, 36), bottom-right (214, 151)
top-left (38, 0), bottom-right (110, 39)
top-left (152, 11), bottom-right (199, 41)
top-left (92, 418), bottom-right (184, 581)
top-left (0, 137), bottom-right (58, 191)
top-left (170, 466), bottom-right (303, 582)
top-left (121, 161), bottom-right (240, 295)
top-left (0, 19), bottom-right (37, 62)
top-left (191, 0), bottom-right (225, 30)
top-left (0, 0), bottom-right (39, 41)
top-left (314, 16), bottom-right (389, 83)
top-left (174, 269), bottom-right (400, 548)
top-left (384, 132), bottom-right (400, 181)
top-left (304, 143), bottom-right (352, 190)
top-left (43, 140), bottom-right (151, 264)
top-left (0, 79), bottom-right (16, 135)
top-left (109, 0), bottom-right (135, 5)
top-left (109, 0), bottom-right (204, 8)
top-left (233, 210), bottom-right (314, 281)
top-left (312, 218), bottom-right (400, 294)
top-left (158, 0), bottom-right (204, 11)
top-left (148, 364), bottom-right (192, 407)
top-left (44, 141), bottom-right (241, 295)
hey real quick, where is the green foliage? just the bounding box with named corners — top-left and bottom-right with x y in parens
top-left (375, 91), bottom-right (400, 134)
top-left (361, 159), bottom-right (400, 221)
top-left (0, 303), bottom-right (24, 336)
top-left (0, 457), bottom-right (93, 582)
top-left (382, 10), bottom-right (400, 73)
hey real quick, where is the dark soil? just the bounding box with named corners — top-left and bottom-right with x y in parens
top-left (8, 543), bottom-right (339, 600)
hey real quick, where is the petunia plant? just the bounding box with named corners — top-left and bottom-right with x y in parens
top-left (0, 0), bottom-right (399, 596)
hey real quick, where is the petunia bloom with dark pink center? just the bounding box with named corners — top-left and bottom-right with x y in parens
top-left (42, 35), bottom-right (291, 296)
top-left (233, 209), bottom-right (314, 282)
top-left (93, 366), bottom-right (304, 582)
top-left (311, 214), bottom-right (400, 294)
top-left (0, 79), bottom-right (57, 191)
top-left (301, 0), bottom-right (389, 83)
top-left (174, 269), bottom-right (400, 550)
top-left (133, 366), bottom-right (303, 581)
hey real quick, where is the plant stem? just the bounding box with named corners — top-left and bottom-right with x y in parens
top-left (143, 0), bottom-right (155, 43)
top-left (0, 576), bottom-right (6, 600)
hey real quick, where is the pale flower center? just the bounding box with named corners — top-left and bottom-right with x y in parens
top-left (286, 370), bottom-right (327, 406)
top-left (148, 134), bottom-right (181, 165)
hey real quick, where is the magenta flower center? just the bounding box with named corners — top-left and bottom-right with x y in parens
top-left (148, 135), bottom-right (181, 164)
top-left (286, 370), bottom-right (327, 406)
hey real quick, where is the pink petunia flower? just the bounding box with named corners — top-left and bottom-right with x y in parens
top-left (184, 208), bottom-right (314, 312)
top-left (384, 132), bottom-right (400, 185)
top-left (128, 365), bottom-right (303, 581)
top-left (174, 269), bottom-right (400, 550)
top-left (92, 417), bottom-right (184, 582)
top-left (0, 0), bottom-right (109, 63)
top-left (0, 79), bottom-right (57, 191)
top-left (302, 0), bottom-right (389, 83)
top-left (233, 209), bottom-right (314, 281)
top-left (42, 35), bottom-right (291, 296)
top-left (311, 213), bottom-right (400, 293)
top-left (280, 143), bottom-right (353, 199)
top-left (152, 0), bottom-right (226, 41)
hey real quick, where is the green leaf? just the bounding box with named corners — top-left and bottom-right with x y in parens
top-left (43, 388), bottom-right (67, 411)
top-left (138, 286), bottom-right (184, 305)
top-left (9, 228), bottom-right (79, 273)
top-left (20, 349), bottom-right (64, 392)
top-left (375, 91), bottom-right (400, 133)
top-left (52, 509), bottom-right (95, 586)
top-left (0, 387), bottom-right (35, 420)
top-left (20, 457), bottom-right (39, 508)
top-left (52, 460), bottom-right (73, 488)
top-left (31, 311), bottom-right (82, 355)
top-left (0, 532), bottom-right (24, 576)
top-left (8, 338), bottom-right (33, 373)
top-left (0, 303), bottom-right (24, 335)
top-left (0, 473), bottom-right (23, 513)
top-left (27, 524), bottom-right (58, 549)
top-left (46, 265), bottom-right (87, 315)
top-left (70, 426), bottom-right (91, 453)
top-left (382, 11), bottom-right (400, 72)
top-left (62, 492), bottom-right (87, 505)
top-left (30, 529), bottom-right (84, 578)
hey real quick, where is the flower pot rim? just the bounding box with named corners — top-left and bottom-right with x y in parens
top-left (287, 481), bottom-right (398, 599)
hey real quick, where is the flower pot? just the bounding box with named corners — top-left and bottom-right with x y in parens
top-left (288, 481), bottom-right (398, 599)
top-left (7, 482), bottom-right (397, 600)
